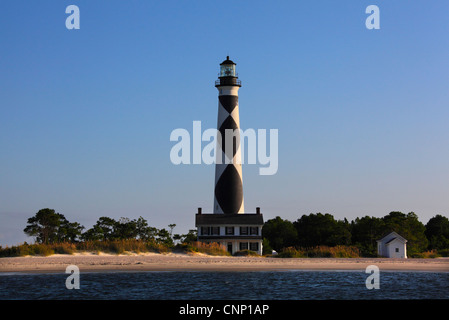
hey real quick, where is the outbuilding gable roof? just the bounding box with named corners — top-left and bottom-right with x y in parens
top-left (376, 231), bottom-right (407, 243)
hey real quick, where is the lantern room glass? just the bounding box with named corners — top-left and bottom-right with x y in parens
top-left (220, 64), bottom-right (236, 77)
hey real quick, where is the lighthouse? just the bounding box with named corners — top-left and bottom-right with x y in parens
top-left (213, 56), bottom-right (244, 214)
top-left (195, 56), bottom-right (264, 255)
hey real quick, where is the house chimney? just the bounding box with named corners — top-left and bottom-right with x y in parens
top-left (198, 207), bottom-right (202, 215)
top-left (256, 207), bottom-right (260, 214)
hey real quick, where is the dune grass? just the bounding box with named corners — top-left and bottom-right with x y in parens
top-left (0, 240), bottom-right (231, 257)
top-left (277, 245), bottom-right (361, 258)
top-left (0, 239), bottom-right (173, 257)
top-left (1, 241), bottom-right (446, 258)
top-left (182, 241), bottom-right (230, 256)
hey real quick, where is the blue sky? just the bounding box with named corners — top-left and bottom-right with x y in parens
top-left (1, 1), bottom-right (448, 245)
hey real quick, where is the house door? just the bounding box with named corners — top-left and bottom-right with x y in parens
top-left (227, 242), bottom-right (233, 254)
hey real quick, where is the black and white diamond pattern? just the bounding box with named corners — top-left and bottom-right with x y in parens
top-left (214, 94), bottom-right (244, 214)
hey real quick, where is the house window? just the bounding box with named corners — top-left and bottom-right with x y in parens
top-left (225, 227), bottom-right (234, 235)
top-left (240, 227), bottom-right (248, 235)
top-left (395, 248), bottom-right (399, 253)
top-left (211, 227), bottom-right (220, 235)
top-left (201, 227), bottom-right (210, 235)
top-left (239, 242), bottom-right (248, 250)
top-left (250, 227), bottom-right (258, 235)
top-left (250, 242), bottom-right (259, 252)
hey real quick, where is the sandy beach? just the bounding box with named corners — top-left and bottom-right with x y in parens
top-left (1, 252), bottom-right (448, 273)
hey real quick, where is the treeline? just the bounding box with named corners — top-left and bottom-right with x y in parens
top-left (22, 208), bottom-right (197, 246)
top-left (4, 208), bottom-right (449, 258)
top-left (262, 211), bottom-right (449, 257)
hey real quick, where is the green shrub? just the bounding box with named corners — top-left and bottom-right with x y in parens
top-left (278, 247), bottom-right (306, 258)
top-left (410, 250), bottom-right (441, 258)
top-left (30, 244), bottom-right (55, 256)
top-left (52, 243), bottom-right (76, 254)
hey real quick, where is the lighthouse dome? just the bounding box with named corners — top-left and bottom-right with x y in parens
top-left (220, 56), bottom-right (236, 65)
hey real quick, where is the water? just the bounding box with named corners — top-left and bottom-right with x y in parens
top-left (0, 271), bottom-right (448, 300)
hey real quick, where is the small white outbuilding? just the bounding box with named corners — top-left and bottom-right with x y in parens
top-left (377, 231), bottom-right (407, 258)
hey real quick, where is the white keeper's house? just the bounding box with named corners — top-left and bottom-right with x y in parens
top-left (377, 231), bottom-right (408, 258)
top-left (195, 207), bottom-right (264, 255)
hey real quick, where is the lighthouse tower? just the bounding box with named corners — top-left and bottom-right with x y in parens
top-left (213, 56), bottom-right (244, 214)
top-left (195, 56), bottom-right (264, 255)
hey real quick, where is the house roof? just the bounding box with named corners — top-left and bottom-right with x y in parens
top-left (195, 213), bottom-right (264, 226)
top-left (385, 237), bottom-right (397, 245)
top-left (376, 231), bottom-right (407, 243)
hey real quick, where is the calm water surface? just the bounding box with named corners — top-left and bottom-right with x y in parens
top-left (0, 271), bottom-right (448, 300)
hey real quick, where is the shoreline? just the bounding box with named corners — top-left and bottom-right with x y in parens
top-left (1, 252), bottom-right (448, 273)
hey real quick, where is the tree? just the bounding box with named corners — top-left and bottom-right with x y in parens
top-left (262, 216), bottom-right (297, 251)
top-left (262, 238), bottom-right (273, 255)
top-left (350, 216), bottom-right (385, 256)
top-left (294, 213), bottom-right (351, 247)
top-left (82, 217), bottom-right (117, 241)
top-left (23, 208), bottom-right (84, 244)
top-left (81, 224), bottom-right (104, 241)
top-left (382, 211), bottom-right (428, 255)
top-left (56, 216), bottom-right (84, 242)
top-left (157, 228), bottom-right (174, 246)
top-left (168, 224), bottom-right (176, 238)
top-left (24, 208), bottom-right (61, 244)
top-left (135, 216), bottom-right (157, 241)
top-left (176, 229), bottom-right (197, 244)
top-left (425, 215), bottom-right (449, 250)
top-left (115, 217), bottom-right (138, 239)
